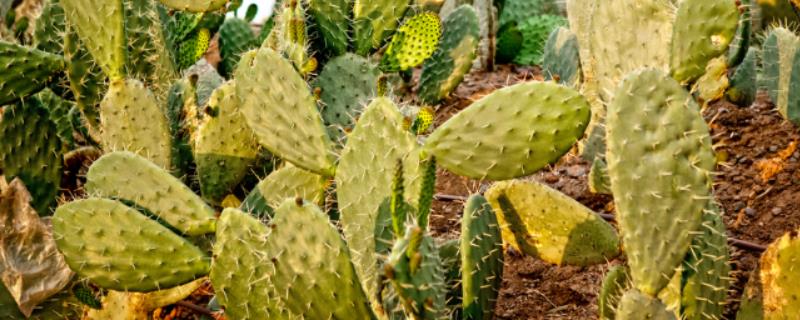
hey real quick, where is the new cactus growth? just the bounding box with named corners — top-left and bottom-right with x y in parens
top-left (52, 198), bottom-right (211, 292)
top-left (385, 227), bottom-right (447, 319)
top-left (418, 5), bottom-right (479, 104)
top-left (485, 180), bottom-right (620, 266)
top-left (380, 13), bottom-right (442, 72)
top-left (607, 69), bottom-right (715, 296)
top-left (424, 81), bottom-right (591, 180)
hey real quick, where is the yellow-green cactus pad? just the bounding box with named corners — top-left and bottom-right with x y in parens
top-left (670, 0), bottom-right (739, 84)
top-left (86, 151), bottom-right (217, 236)
top-left (485, 180), bottom-right (619, 266)
top-left (158, 0), bottom-right (228, 13)
top-left (60, 0), bottom-right (126, 79)
top-left (53, 199), bottom-right (210, 292)
top-left (240, 165), bottom-right (329, 217)
top-left (760, 230), bottom-right (800, 318)
top-left (424, 81), bottom-right (590, 180)
top-left (380, 12), bottom-right (442, 72)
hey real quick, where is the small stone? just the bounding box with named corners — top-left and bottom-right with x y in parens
top-left (771, 207), bottom-right (782, 215)
top-left (744, 207), bottom-right (756, 217)
top-left (769, 145), bottom-right (778, 152)
top-left (733, 201), bottom-right (745, 212)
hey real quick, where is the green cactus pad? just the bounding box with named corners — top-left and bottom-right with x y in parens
top-left (606, 69), bottom-right (715, 296)
top-left (218, 17), bottom-right (257, 77)
top-left (616, 289), bottom-right (677, 320)
top-left (380, 13), bottom-right (442, 72)
top-left (353, 0), bottom-right (410, 55)
top-left (0, 41), bottom-right (66, 105)
top-left (0, 98), bottom-right (63, 215)
top-left (336, 97), bottom-right (422, 307)
top-left (236, 48), bottom-right (335, 176)
top-left (670, 0), bottom-right (739, 83)
top-left (760, 230), bottom-right (800, 318)
top-left (542, 27), bottom-right (581, 86)
top-left (727, 0), bottom-right (751, 67)
top-left (498, 0), bottom-right (562, 27)
top-left (193, 82), bottom-right (260, 203)
top-left (308, 0), bottom-right (350, 56)
top-left (99, 79), bottom-right (172, 169)
top-left (157, 0), bottom-right (228, 13)
top-left (185, 59), bottom-right (225, 107)
top-left (761, 27), bottom-right (799, 119)
top-left (177, 28), bottom-right (210, 70)
top-left (165, 79), bottom-right (195, 178)
top-left (86, 151), bottom-right (217, 236)
top-left (61, 0), bottom-right (126, 79)
top-left (681, 203), bottom-right (730, 320)
top-left (424, 81), bottom-right (590, 180)
top-left (588, 157), bottom-right (612, 195)
top-left (786, 44), bottom-right (800, 125)
top-left (590, 0), bottom-right (673, 102)
top-left (418, 5), bottom-right (479, 104)
top-left (212, 204), bottom-right (375, 319)
top-left (599, 265), bottom-right (630, 320)
top-left (727, 47), bottom-right (758, 106)
top-left (386, 229), bottom-right (447, 319)
top-left (64, 24), bottom-right (106, 134)
top-left (485, 180), bottom-right (619, 266)
top-left (461, 195), bottom-right (503, 320)
top-left (36, 89), bottom-right (77, 148)
top-left (315, 53), bottom-right (381, 141)
top-left (33, 0), bottom-right (66, 55)
top-left (124, 0), bottom-right (178, 97)
top-left (53, 198), bottom-right (210, 292)
top-left (514, 14), bottom-right (567, 66)
top-left (240, 165), bottom-right (328, 217)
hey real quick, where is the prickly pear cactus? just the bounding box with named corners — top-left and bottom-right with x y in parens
top-left (461, 195), bottom-right (503, 320)
top-left (315, 53), bottom-right (381, 141)
top-left (60, 0), bottom-right (126, 79)
top-left (85, 151), bottom-right (217, 236)
top-left (336, 97), bottom-right (422, 308)
top-left (99, 79), bottom-right (172, 169)
top-left (385, 227), bottom-right (447, 319)
top-left (599, 265), bottom-right (629, 320)
top-left (53, 198), bottom-right (211, 292)
top-left (680, 203), bottom-right (730, 320)
top-left (165, 79), bottom-right (195, 177)
top-left (727, 0), bottom-right (751, 67)
top-left (178, 28), bottom-right (211, 70)
top-left (193, 82), bottom-right (260, 203)
top-left (498, 0), bottom-right (562, 27)
top-left (33, 0), bottom-right (66, 55)
top-left (308, 0), bottom-right (350, 56)
top-left (616, 289), bottom-right (677, 320)
top-left (124, 0), bottom-right (178, 97)
top-left (418, 5), bottom-right (479, 105)
top-left (670, 0), bottom-right (739, 83)
top-left (240, 165), bottom-right (328, 217)
top-left (212, 204), bottom-right (375, 319)
top-left (588, 157), bottom-right (611, 195)
top-left (761, 27), bottom-right (799, 122)
top-left (606, 69), bottom-right (715, 296)
top-left (0, 98), bottom-right (63, 215)
top-left (514, 14), bottom-right (567, 66)
top-left (85, 279), bottom-right (204, 320)
top-left (380, 12), bottom-right (442, 72)
top-left (727, 47), bottom-right (758, 106)
top-left (64, 23), bottom-right (106, 133)
top-left (353, 0), bottom-right (410, 55)
top-left (485, 180), bottom-right (620, 266)
top-left (236, 48), bottom-right (335, 176)
top-left (542, 27), bottom-right (581, 86)
top-left (786, 45), bottom-right (800, 125)
top-left (424, 81), bottom-right (590, 180)
top-left (158, 0), bottom-right (228, 13)
top-left (760, 229), bottom-right (800, 318)
top-left (0, 41), bottom-right (66, 105)
top-left (218, 17), bottom-right (257, 77)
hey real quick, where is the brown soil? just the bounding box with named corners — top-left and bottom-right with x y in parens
top-left (426, 67), bottom-right (800, 319)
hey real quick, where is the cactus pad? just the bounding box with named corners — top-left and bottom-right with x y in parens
top-left (514, 14), bottom-right (567, 66)
top-left (0, 98), bottom-right (63, 215)
top-left (386, 228), bottom-right (447, 318)
top-left (236, 48), bottom-right (335, 176)
top-left (606, 69), bottom-right (715, 296)
top-left (53, 198), bottom-right (210, 292)
top-left (485, 180), bottom-right (620, 266)
top-left (315, 53), bottom-right (381, 141)
top-left (60, 0), bottom-right (126, 79)
top-left (157, 0), bottom-right (228, 13)
top-left (240, 165), bottom-right (328, 217)
top-left (193, 82), bottom-right (260, 203)
top-left (680, 203), bottom-right (730, 320)
top-left (670, 0), bottom-right (739, 83)
top-left (99, 79), bottom-right (172, 169)
top-left (418, 5), bottom-right (479, 104)
top-left (336, 97), bottom-right (422, 307)
top-left (380, 13), bottom-right (442, 72)
top-left (64, 24), bottom-right (106, 133)
top-left (353, 0), bottom-right (410, 54)
top-left (760, 230), bottom-right (800, 318)
top-left (761, 27), bottom-right (799, 121)
top-left (588, 157), bottom-right (612, 195)
top-left (616, 289), bottom-right (677, 320)
top-left (424, 81), bottom-right (590, 180)
top-left (308, 0), bottom-right (350, 56)
top-left (0, 41), bottom-right (66, 105)
top-left (727, 47), bottom-right (758, 106)
top-left (218, 18), bottom-right (257, 77)
top-left (542, 27), bottom-right (581, 86)
top-left (599, 265), bottom-right (630, 320)
top-left (461, 195), bottom-right (503, 320)
top-left (86, 151), bottom-right (217, 236)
